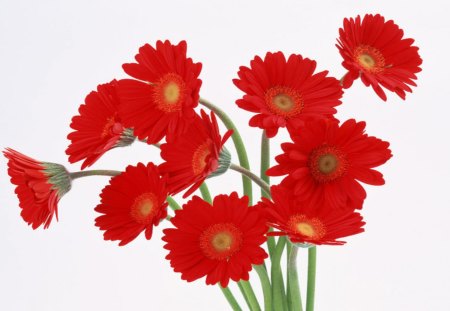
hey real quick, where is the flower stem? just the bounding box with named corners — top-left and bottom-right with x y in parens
top-left (199, 97), bottom-right (253, 204)
top-left (238, 280), bottom-right (261, 311)
top-left (287, 244), bottom-right (303, 311)
top-left (260, 131), bottom-right (270, 195)
top-left (229, 163), bottom-right (271, 197)
top-left (220, 286), bottom-right (243, 311)
top-left (306, 246), bottom-right (317, 311)
top-left (271, 237), bottom-right (288, 311)
top-left (260, 131), bottom-right (276, 259)
top-left (69, 170), bottom-right (120, 179)
top-left (254, 264), bottom-right (273, 311)
top-left (166, 196), bottom-right (181, 211)
top-left (199, 183), bottom-right (212, 203)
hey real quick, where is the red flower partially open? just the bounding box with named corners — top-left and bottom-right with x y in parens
top-left (256, 185), bottom-right (365, 245)
top-left (233, 52), bottom-right (342, 137)
top-left (66, 81), bottom-right (134, 170)
top-left (95, 163), bottom-right (169, 246)
top-left (337, 14), bottom-right (422, 100)
top-left (159, 110), bottom-right (232, 198)
top-left (117, 40), bottom-right (202, 143)
top-left (4, 148), bottom-right (71, 229)
top-left (267, 119), bottom-right (392, 210)
top-left (163, 193), bottom-right (268, 287)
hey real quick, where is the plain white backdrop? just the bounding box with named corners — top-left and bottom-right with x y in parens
top-left (1, 0), bottom-right (449, 310)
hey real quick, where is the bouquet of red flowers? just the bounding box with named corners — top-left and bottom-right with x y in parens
top-left (4, 14), bottom-right (421, 311)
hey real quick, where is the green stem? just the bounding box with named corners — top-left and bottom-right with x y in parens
top-left (237, 282), bottom-right (252, 310)
top-left (254, 264), bottom-right (272, 311)
top-left (199, 97), bottom-right (253, 204)
top-left (260, 131), bottom-right (275, 259)
top-left (229, 163), bottom-right (270, 197)
top-left (271, 237), bottom-right (288, 311)
top-left (287, 245), bottom-right (303, 311)
top-left (286, 242), bottom-right (291, 307)
top-left (166, 196), bottom-right (181, 211)
top-left (220, 286), bottom-right (243, 311)
top-left (306, 247), bottom-right (317, 311)
top-left (260, 131), bottom-right (270, 195)
top-left (199, 183), bottom-right (212, 203)
top-left (69, 170), bottom-right (120, 179)
top-left (238, 281), bottom-right (261, 311)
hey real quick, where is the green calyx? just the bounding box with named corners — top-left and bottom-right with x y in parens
top-left (209, 147), bottom-right (232, 178)
top-left (115, 128), bottom-right (136, 147)
top-left (42, 162), bottom-right (72, 198)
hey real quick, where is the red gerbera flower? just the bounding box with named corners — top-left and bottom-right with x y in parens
top-left (233, 52), bottom-right (342, 137)
top-left (117, 40), bottom-right (202, 143)
top-left (4, 148), bottom-right (71, 229)
top-left (95, 162), bottom-right (169, 246)
top-left (267, 119), bottom-right (392, 210)
top-left (337, 14), bottom-right (422, 101)
top-left (159, 110), bottom-right (232, 198)
top-left (256, 185), bottom-right (365, 245)
top-left (66, 81), bottom-right (135, 170)
top-left (162, 192), bottom-right (268, 287)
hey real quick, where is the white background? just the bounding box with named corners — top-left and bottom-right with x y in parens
top-left (1, 0), bottom-right (449, 310)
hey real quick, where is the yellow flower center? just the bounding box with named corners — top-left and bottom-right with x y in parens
top-left (153, 73), bottom-right (187, 113)
top-left (296, 222), bottom-right (315, 237)
top-left (211, 232), bottom-right (233, 252)
top-left (199, 223), bottom-right (243, 261)
top-left (265, 86), bottom-right (304, 118)
top-left (287, 214), bottom-right (326, 241)
top-left (309, 145), bottom-right (347, 183)
top-left (163, 82), bottom-right (181, 104)
top-left (358, 53), bottom-right (376, 69)
top-left (130, 192), bottom-right (158, 224)
top-left (354, 45), bottom-right (386, 73)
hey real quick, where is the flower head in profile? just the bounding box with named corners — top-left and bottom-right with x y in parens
top-left (159, 110), bottom-right (232, 198)
top-left (256, 185), bottom-right (365, 245)
top-left (233, 52), bottom-right (342, 137)
top-left (163, 193), bottom-right (268, 287)
top-left (267, 119), bottom-right (392, 210)
top-left (95, 163), bottom-right (169, 246)
top-left (4, 148), bottom-right (71, 229)
top-left (66, 81), bottom-right (135, 169)
top-left (117, 40), bottom-right (202, 144)
top-left (337, 14), bottom-right (422, 100)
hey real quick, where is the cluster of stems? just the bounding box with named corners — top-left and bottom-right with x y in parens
top-left (70, 97), bottom-right (317, 311)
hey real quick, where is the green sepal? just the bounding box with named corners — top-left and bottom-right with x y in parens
top-left (42, 162), bottom-right (72, 198)
top-left (209, 147), bottom-right (231, 178)
top-left (116, 128), bottom-right (136, 147)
